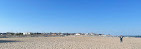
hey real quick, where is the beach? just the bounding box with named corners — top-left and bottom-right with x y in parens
top-left (0, 36), bottom-right (141, 49)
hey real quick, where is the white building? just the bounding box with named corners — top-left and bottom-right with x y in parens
top-left (75, 33), bottom-right (81, 35)
top-left (23, 32), bottom-right (31, 35)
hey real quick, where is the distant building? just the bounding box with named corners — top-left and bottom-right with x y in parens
top-left (23, 32), bottom-right (31, 35)
top-left (75, 33), bottom-right (81, 35)
top-left (51, 33), bottom-right (57, 35)
top-left (0, 33), bottom-right (6, 35)
top-left (88, 33), bottom-right (96, 35)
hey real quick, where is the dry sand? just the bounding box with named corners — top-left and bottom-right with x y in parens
top-left (0, 36), bottom-right (141, 49)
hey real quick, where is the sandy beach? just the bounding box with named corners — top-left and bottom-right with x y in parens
top-left (0, 36), bottom-right (141, 49)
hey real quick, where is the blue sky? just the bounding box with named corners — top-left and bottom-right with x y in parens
top-left (0, 0), bottom-right (141, 35)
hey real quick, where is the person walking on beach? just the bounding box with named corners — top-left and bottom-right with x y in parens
top-left (119, 35), bottom-right (124, 43)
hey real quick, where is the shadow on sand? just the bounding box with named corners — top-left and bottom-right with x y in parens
top-left (0, 40), bottom-right (20, 43)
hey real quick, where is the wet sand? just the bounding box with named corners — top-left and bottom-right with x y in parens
top-left (0, 36), bottom-right (141, 49)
